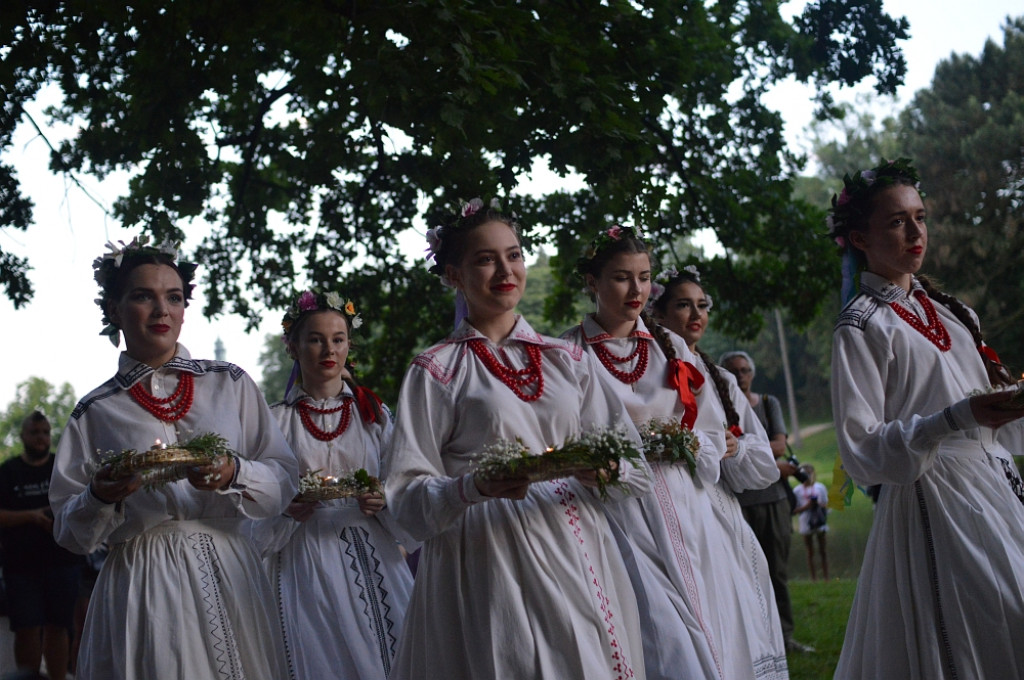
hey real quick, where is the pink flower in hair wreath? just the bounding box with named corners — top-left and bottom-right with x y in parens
top-left (461, 198), bottom-right (484, 218)
top-left (607, 225), bottom-right (623, 240)
top-left (298, 291), bottom-right (318, 311)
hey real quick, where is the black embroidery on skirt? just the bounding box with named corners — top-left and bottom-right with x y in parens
top-left (341, 526), bottom-right (397, 675)
top-left (274, 551), bottom-right (299, 680)
top-left (998, 457), bottom-right (1024, 505)
top-left (191, 532), bottom-right (244, 680)
top-left (915, 481), bottom-right (959, 680)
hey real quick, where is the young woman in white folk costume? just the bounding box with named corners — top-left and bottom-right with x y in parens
top-left (384, 199), bottom-right (650, 680)
top-left (49, 238), bottom-right (297, 679)
top-left (827, 159), bottom-right (1024, 679)
top-left (253, 291), bottom-right (415, 680)
top-left (650, 265), bottom-right (788, 678)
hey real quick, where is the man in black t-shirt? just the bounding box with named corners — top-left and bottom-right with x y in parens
top-left (0, 412), bottom-right (83, 679)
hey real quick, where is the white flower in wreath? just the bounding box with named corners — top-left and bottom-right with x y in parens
top-left (324, 291), bottom-right (343, 310)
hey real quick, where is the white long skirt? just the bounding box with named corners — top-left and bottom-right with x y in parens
top-left (268, 505), bottom-right (414, 680)
top-left (835, 446), bottom-right (1024, 680)
top-left (702, 481), bottom-right (788, 680)
top-left (78, 519), bottom-right (287, 680)
top-left (390, 478), bottom-right (644, 680)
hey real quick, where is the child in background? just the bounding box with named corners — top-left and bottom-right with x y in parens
top-left (792, 464), bottom-right (828, 581)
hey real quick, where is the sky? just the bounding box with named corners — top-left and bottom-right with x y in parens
top-left (1, 0), bottom-right (1020, 405)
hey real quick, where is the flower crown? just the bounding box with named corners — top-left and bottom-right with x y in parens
top-left (575, 224), bottom-right (644, 278)
top-left (281, 289), bottom-right (363, 339)
top-left (827, 157), bottom-right (923, 248)
top-left (92, 236), bottom-right (197, 346)
top-left (426, 197), bottom-right (508, 287)
top-left (647, 265), bottom-right (713, 310)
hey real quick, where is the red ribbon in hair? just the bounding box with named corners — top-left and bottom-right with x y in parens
top-left (728, 424), bottom-right (744, 438)
top-left (353, 386), bottom-right (384, 424)
top-left (979, 342), bottom-right (1002, 365)
top-left (667, 358), bottom-right (705, 429)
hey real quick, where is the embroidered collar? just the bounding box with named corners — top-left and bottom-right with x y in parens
top-left (859, 272), bottom-right (923, 305)
top-left (580, 314), bottom-right (654, 344)
top-left (283, 381), bottom-right (354, 407)
top-left (448, 315), bottom-right (547, 347)
top-left (115, 344), bottom-right (206, 389)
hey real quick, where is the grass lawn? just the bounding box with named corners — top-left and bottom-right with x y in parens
top-left (787, 579), bottom-right (856, 679)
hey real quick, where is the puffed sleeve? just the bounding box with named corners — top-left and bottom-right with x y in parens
top-left (720, 371), bottom-right (779, 492)
top-left (689, 382), bottom-right (725, 488)
top-left (50, 417), bottom-right (129, 555)
top-left (384, 364), bottom-right (489, 542)
top-left (215, 372), bottom-right (298, 518)
top-left (373, 405), bottom-right (423, 552)
top-left (831, 324), bottom-right (973, 486)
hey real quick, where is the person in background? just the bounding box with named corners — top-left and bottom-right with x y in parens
top-left (791, 464), bottom-right (829, 581)
top-left (719, 350), bottom-right (814, 654)
top-left (0, 412), bottom-right (83, 680)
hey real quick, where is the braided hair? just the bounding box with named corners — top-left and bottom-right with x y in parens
top-left (650, 268), bottom-right (741, 429)
top-left (916, 275), bottom-right (1014, 387)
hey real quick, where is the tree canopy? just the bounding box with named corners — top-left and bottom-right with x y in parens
top-left (2, 1), bottom-right (909, 401)
top-left (804, 17), bottom-right (1024, 375)
top-left (902, 17), bottom-right (1024, 372)
top-left (0, 377), bottom-right (76, 459)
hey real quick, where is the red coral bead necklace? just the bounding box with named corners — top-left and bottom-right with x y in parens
top-left (468, 339), bottom-right (545, 402)
top-left (129, 372), bottom-right (195, 422)
top-left (297, 398), bottom-right (354, 441)
top-left (593, 337), bottom-right (649, 384)
top-left (889, 290), bottom-right (951, 352)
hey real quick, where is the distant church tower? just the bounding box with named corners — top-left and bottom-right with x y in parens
top-left (214, 337), bottom-right (226, 362)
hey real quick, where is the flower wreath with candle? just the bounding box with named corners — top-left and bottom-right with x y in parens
top-left (97, 431), bottom-right (235, 488)
top-left (92, 236), bottom-right (198, 347)
top-left (473, 427), bottom-right (644, 498)
top-left (295, 467), bottom-right (383, 503)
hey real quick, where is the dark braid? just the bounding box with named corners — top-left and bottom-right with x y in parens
top-left (640, 310), bottom-right (679, 362)
top-left (695, 347), bottom-right (741, 429)
top-left (917, 275), bottom-right (1013, 387)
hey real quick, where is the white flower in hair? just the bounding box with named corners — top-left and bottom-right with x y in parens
top-left (351, 314), bottom-right (363, 329)
top-left (648, 281), bottom-right (666, 306)
top-left (324, 291), bottom-right (343, 310)
top-left (683, 265), bottom-right (701, 282)
top-left (425, 226), bottom-right (443, 260)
